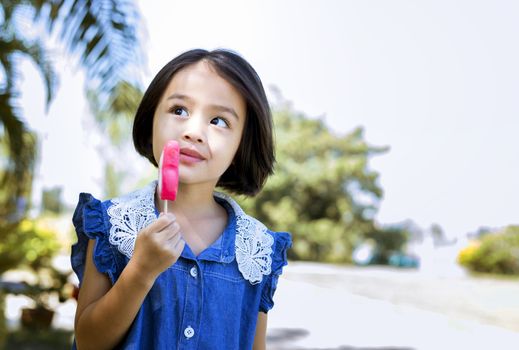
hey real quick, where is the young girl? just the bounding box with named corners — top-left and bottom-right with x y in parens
top-left (71, 49), bottom-right (292, 349)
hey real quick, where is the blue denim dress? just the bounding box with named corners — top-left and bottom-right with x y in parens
top-left (71, 181), bottom-right (291, 349)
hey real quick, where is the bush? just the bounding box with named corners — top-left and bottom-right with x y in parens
top-left (364, 227), bottom-right (409, 265)
top-left (457, 226), bottom-right (519, 275)
top-left (0, 219), bottom-right (61, 274)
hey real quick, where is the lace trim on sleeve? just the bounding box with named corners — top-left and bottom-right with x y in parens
top-left (107, 181), bottom-right (157, 259)
top-left (214, 192), bottom-right (274, 285)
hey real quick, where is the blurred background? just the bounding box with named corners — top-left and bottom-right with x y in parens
top-left (1, 0), bottom-right (518, 349)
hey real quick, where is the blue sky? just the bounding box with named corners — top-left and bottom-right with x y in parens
top-left (20, 0), bottom-right (519, 239)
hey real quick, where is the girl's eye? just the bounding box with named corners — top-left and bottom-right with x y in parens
top-left (171, 106), bottom-right (188, 117)
top-left (210, 117), bottom-right (229, 128)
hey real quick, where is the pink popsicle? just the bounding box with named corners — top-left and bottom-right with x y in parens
top-left (158, 140), bottom-right (180, 211)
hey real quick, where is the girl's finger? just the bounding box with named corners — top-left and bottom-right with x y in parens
top-left (174, 238), bottom-right (186, 254)
top-left (166, 230), bottom-right (182, 246)
top-left (153, 215), bottom-right (177, 234)
top-left (160, 222), bottom-right (180, 242)
top-left (170, 222), bottom-right (180, 234)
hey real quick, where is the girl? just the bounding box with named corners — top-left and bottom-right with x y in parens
top-left (71, 49), bottom-right (292, 350)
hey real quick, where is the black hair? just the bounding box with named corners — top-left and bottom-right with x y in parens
top-left (133, 49), bottom-right (274, 196)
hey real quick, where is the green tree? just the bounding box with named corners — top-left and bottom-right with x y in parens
top-left (237, 102), bottom-right (389, 263)
top-left (0, 0), bottom-right (145, 262)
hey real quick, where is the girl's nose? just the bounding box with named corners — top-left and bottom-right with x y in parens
top-left (183, 133), bottom-right (204, 143)
top-left (182, 117), bottom-right (206, 144)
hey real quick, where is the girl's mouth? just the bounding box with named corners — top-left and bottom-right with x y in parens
top-left (179, 147), bottom-right (205, 164)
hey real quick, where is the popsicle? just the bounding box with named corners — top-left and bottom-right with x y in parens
top-left (158, 140), bottom-right (180, 213)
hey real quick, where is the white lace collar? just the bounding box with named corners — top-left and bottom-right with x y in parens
top-left (106, 181), bottom-right (273, 285)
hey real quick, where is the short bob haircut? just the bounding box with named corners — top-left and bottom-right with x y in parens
top-left (133, 49), bottom-right (275, 196)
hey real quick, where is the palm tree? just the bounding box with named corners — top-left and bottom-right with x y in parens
top-left (0, 0), bottom-right (145, 268)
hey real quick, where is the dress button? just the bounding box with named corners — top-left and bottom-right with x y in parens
top-left (184, 326), bottom-right (195, 338)
top-left (190, 266), bottom-right (198, 278)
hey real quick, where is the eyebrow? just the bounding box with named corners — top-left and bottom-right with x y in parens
top-left (167, 93), bottom-right (240, 120)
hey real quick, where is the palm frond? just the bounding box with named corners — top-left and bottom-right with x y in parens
top-left (1, 2), bottom-right (58, 107)
top-left (0, 33), bottom-right (52, 220)
top-left (0, 91), bottom-right (37, 216)
top-left (32, 0), bottom-right (145, 105)
top-left (2, 36), bottom-right (57, 106)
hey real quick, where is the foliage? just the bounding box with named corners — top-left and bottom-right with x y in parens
top-left (0, 126), bottom-right (37, 264)
top-left (41, 187), bottom-right (63, 214)
top-left (6, 328), bottom-right (73, 349)
top-left (0, 1), bottom-right (55, 225)
top-left (457, 242), bottom-right (480, 267)
top-left (457, 225), bottom-right (519, 275)
top-left (0, 290), bottom-right (5, 348)
top-left (0, 216), bottom-right (69, 315)
top-left (364, 225), bottom-right (410, 265)
top-left (0, 218), bottom-right (59, 274)
top-left (236, 103), bottom-right (389, 263)
top-left (87, 80), bottom-right (145, 198)
top-left (87, 81), bottom-right (143, 146)
top-left (0, 0), bottom-right (145, 265)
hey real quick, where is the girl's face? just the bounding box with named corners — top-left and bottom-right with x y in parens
top-left (152, 60), bottom-right (246, 189)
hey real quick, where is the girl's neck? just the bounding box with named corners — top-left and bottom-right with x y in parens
top-left (156, 182), bottom-right (220, 219)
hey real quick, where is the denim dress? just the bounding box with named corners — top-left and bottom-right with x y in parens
top-left (71, 181), bottom-right (291, 350)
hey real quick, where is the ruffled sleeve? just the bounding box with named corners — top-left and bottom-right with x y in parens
top-left (71, 193), bottom-right (118, 285)
top-left (259, 231), bottom-right (292, 313)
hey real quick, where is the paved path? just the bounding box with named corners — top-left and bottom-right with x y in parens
top-left (267, 262), bottom-right (519, 350)
top-left (8, 261), bottom-right (519, 349)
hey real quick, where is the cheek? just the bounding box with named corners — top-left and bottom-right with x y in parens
top-left (152, 115), bottom-right (183, 165)
top-left (211, 135), bottom-right (238, 168)
top-left (225, 134), bottom-right (243, 164)
top-left (151, 116), bottom-right (167, 164)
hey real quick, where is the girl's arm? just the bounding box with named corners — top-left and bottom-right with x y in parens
top-left (252, 312), bottom-right (268, 350)
top-left (74, 214), bottom-right (184, 350)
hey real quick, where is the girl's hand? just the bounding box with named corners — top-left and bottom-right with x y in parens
top-left (74, 214), bottom-right (184, 350)
top-left (131, 213), bottom-right (185, 280)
